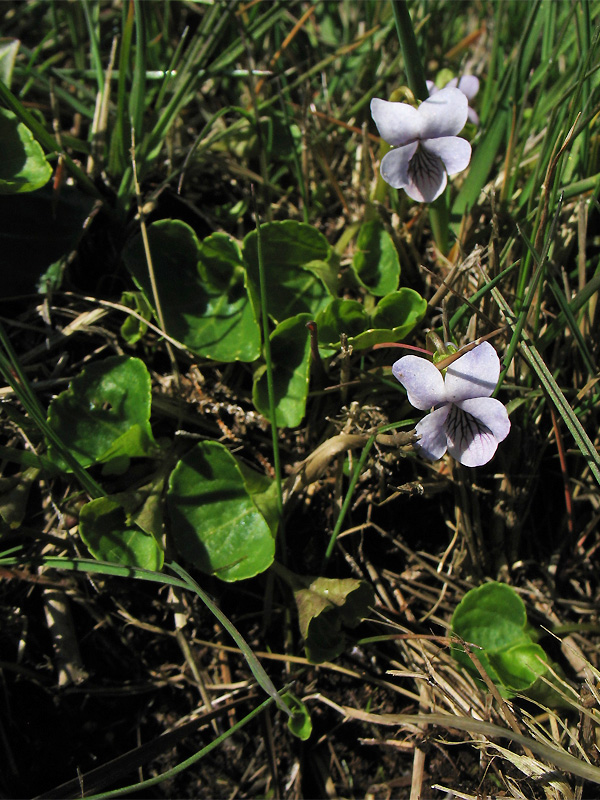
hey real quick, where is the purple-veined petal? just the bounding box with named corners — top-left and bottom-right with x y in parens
top-left (417, 87), bottom-right (468, 139)
top-left (444, 342), bottom-right (501, 402)
top-left (406, 145), bottom-right (447, 202)
top-left (379, 143), bottom-right (418, 189)
top-left (392, 355), bottom-right (446, 410)
top-left (423, 136), bottom-right (471, 176)
top-left (457, 75), bottom-right (479, 101)
top-left (370, 98), bottom-right (422, 147)
top-left (415, 405), bottom-right (450, 460)
top-left (457, 397), bottom-right (511, 443)
top-left (445, 404), bottom-right (499, 467)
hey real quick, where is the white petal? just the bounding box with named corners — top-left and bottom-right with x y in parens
top-left (392, 355), bottom-right (446, 410)
top-left (417, 87), bottom-right (468, 139)
top-left (370, 98), bottom-right (422, 147)
top-left (444, 342), bottom-right (501, 402)
top-left (406, 145), bottom-right (447, 202)
top-left (445, 404), bottom-right (499, 467)
top-left (415, 406), bottom-right (450, 461)
top-left (457, 75), bottom-right (479, 100)
top-left (423, 136), bottom-right (471, 175)
top-left (467, 107), bottom-right (479, 126)
top-left (380, 143), bottom-right (418, 189)
top-left (457, 397), bottom-right (511, 443)
top-left (426, 80), bottom-right (438, 95)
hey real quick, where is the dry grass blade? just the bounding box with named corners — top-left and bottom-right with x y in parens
top-left (314, 696), bottom-right (600, 786)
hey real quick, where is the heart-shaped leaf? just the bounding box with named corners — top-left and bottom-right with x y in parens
top-left (452, 582), bottom-right (529, 654)
top-left (120, 291), bottom-right (154, 345)
top-left (351, 219), bottom-right (400, 296)
top-left (47, 356), bottom-right (157, 472)
top-left (252, 313), bottom-right (313, 428)
top-left (79, 497), bottom-right (164, 570)
top-left (123, 221), bottom-right (261, 362)
top-left (243, 221), bottom-right (331, 323)
top-left (112, 474), bottom-right (166, 541)
top-left (315, 299), bottom-right (370, 347)
top-left (0, 108), bottom-right (52, 194)
top-left (452, 582), bottom-right (570, 706)
top-left (236, 460), bottom-right (280, 537)
top-left (370, 289), bottom-right (427, 336)
top-left (167, 442), bottom-right (275, 582)
top-left (316, 290), bottom-right (426, 351)
top-left (489, 642), bottom-right (550, 692)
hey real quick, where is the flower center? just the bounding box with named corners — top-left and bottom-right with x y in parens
top-left (408, 145), bottom-right (444, 185)
top-left (446, 404), bottom-right (491, 450)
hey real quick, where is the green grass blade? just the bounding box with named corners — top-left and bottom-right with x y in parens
top-left (0, 325), bottom-right (104, 499)
top-left (520, 339), bottom-right (600, 486)
top-left (539, 268), bottom-right (600, 349)
top-left (0, 552), bottom-right (292, 717)
top-left (129, 0), bottom-right (147, 140)
top-left (81, 0), bottom-right (104, 93)
top-left (490, 283), bottom-right (600, 486)
top-left (109, 1), bottom-right (135, 184)
top-left (545, 273), bottom-right (596, 376)
top-left (168, 562), bottom-right (291, 716)
top-left (0, 78), bottom-right (101, 197)
top-left (76, 697), bottom-right (275, 800)
top-left (391, 0), bottom-right (428, 101)
top-left (323, 435), bottom-right (376, 565)
top-left (254, 212), bottom-right (285, 553)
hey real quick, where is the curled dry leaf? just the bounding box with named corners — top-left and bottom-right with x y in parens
top-left (284, 430), bottom-right (415, 500)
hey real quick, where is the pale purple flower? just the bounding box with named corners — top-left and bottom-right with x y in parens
top-left (427, 75), bottom-right (480, 125)
top-left (370, 86), bottom-right (472, 203)
top-left (393, 342), bottom-right (510, 467)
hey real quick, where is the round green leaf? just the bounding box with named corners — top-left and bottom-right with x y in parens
top-left (315, 299), bottom-right (369, 346)
top-left (352, 219), bottom-right (400, 296)
top-left (317, 290), bottom-right (426, 352)
top-left (489, 643), bottom-right (549, 692)
top-left (243, 221), bottom-right (331, 323)
top-left (120, 291), bottom-right (153, 345)
top-left (370, 289), bottom-right (427, 338)
top-left (282, 692), bottom-right (313, 741)
top-left (450, 582), bottom-right (570, 704)
top-left (197, 231), bottom-right (246, 290)
top-left (452, 582), bottom-right (529, 654)
top-left (0, 108), bottom-right (52, 194)
top-left (79, 497), bottom-right (164, 570)
top-left (167, 442), bottom-right (275, 582)
top-left (236, 461), bottom-right (279, 537)
top-left (252, 313), bottom-right (312, 428)
top-left (123, 221), bottom-right (260, 362)
top-left (47, 356), bottom-right (157, 471)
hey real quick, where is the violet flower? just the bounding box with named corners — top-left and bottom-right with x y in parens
top-left (370, 86), bottom-right (472, 203)
top-left (393, 342), bottom-right (510, 467)
top-left (427, 75), bottom-right (480, 125)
